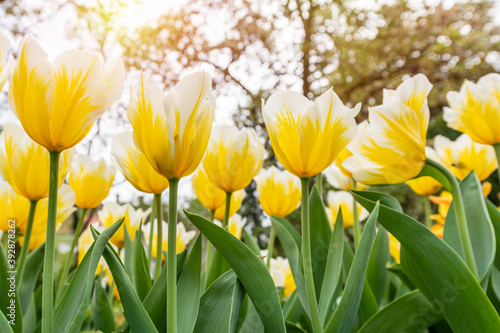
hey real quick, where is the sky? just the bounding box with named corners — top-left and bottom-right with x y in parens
top-left (1, 0), bottom-right (500, 210)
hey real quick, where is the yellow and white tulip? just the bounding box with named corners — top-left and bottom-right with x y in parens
top-left (8, 37), bottom-right (124, 151)
top-left (406, 147), bottom-right (442, 196)
top-left (127, 71), bottom-right (216, 180)
top-left (269, 257), bottom-right (296, 297)
top-left (0, 31), bottom-right (14, 91)
top-left (192, 165), bottom-right (226, 212)
top-left (262, 88), bottom-right (360, 178)
top-left (326, 191), bottom-right (369, 229)
top-left (214, 189), bottom-right (246, 221)
top-left (0, 181), bottom-right (30, 232)
top-left (111, 131), bottom-right (169, 194)
top-left (143, 221), bottom-right (197, 260)
top-left (68, 155), bottom-right (115, 209)
top-left (203, 125), bottom-right (265, 193)
top-left (227, 214), bottom-right (247, 240)
top-left (344, 74), bottom-right (433, 184)
top-left (0, 123), bottom-right (73, 201)
top-left (254, 166), bottom-right (301, 217)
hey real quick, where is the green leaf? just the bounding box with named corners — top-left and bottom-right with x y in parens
top-left (19, 244), bottom-right (44, 314)
top-left (185, 210), bottom-right (286, 333)
top-left (366, 226), bottom-right (390, 303)
top-left (386, 263), bottom-right (415, 290)
top-left (349, 190), bottom-right (402, 212)
top-left (53, 219), bottom-right (123, 333)
top-left (92, 273), bottom-right (115, 333)
top-left (236, 295), bottom-right (264, 333)
top-left (285, 321), bottom-right (308, 333)
top-left (205, 248), bottom-right (231, 288)
top-left (358, 290), bottom-right (441, 333)
top-left (271, 216), bottom-right (310, 318)
top-left (324, 202), bottom-right (379, 333)
top-left (417, 164), bottom-right (452, 191)
top-left (318, 209), bottom-right (344, 325)
top-left (0, 311), bottom-right (14, 333)
top-left (133, 225), bottom-right (152, 300)
top-left (358, 280), bottom-right (378, 325)
top-left (124, 226), bottom-right (134, 280)
top-left (91, 226), bottom-right (158, 333)
top-left (442, 172), bottom-right (495, 285)
top-left (193, 270), bottom-right (244, 333)
top-left (486, 199), bottom-right (500, 270)
top-left (0, 244), bottom-right (21, 333)
top-left (242, 228), bottom-right (261, 256)
top-left (178, 235), bottom-right (202, 333)
top-left (308, 185), bottom-right (332, 299)
top-left (353, 190), bottom-right (500, 332)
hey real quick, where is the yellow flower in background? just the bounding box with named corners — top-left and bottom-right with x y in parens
top-left (143, 221), bottom-right (197, 261)
top-left (444, 74), bottom-right (500, 145)
top-left (0, 181), bottom-right (30, 232)
top-left (326, 191), bottom-right (369, 229)
top-left (262, 88), bottom-right (360, 178)
top-left (111, 131), bottom-right (169, 194)
top-left (8, 37), bottom-right (124, 152)
top-left (227, 214), bottom-right (247, 240)
top-left (203, 125), bottom-right (265, 193)
top-left (0, 31), bottom-right (14, 91)
top-left (344, 74), bottom-right (433, 185)
top-left (19, 185), bottom-right (76, 250)
top-left (214, 189), bottom-right (246, 221)
top-left (68, 155), bottom-right (115, 209)
top-left (127, 71), bottom-right (216, 180)
top-left (269, 257), bottom-right (296, 297)
top-left (192, 165), bottom-right (225, 211)
top-left (431, 223), bottom-right (444, 239)
top-left (78, 225), bottom-right (108, 274)
top-left (323, 163), bottom-right (369, 191)
top-left (434, 134), bottom-right (497, 181)
top-left (254, 166), bottom-right (301, 217)
top-left (388, 233), bottom-right (401, 264)
top-left (406, 147), bottom-right (442, 196)
top-left (334, 147), bottom-right (355, 178)
top-left (429, 191), bottom-right (452, 224)
top-left (98, 202), bottom-right (150, 248)
top-left (0, 123), bottom-right (72, 201)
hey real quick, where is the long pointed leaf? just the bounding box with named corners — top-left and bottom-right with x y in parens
top-left (19, 244), bottom-right (44, 314)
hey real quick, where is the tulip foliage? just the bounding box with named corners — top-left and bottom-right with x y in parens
top-left (3, 33), bottom-right (500, 333)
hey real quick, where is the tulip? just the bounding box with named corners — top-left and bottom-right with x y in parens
top-left (0, 181), bottom-right (30, 233)
top-left (143, 221), bottom-right (196, 261)
top-left (227, 214), bottom-right (247, 240)
top-left (8, 37), bottom-right (124, 331)
top-left (192, 165), bottom-right (225, 214)
top-left (429, 191), bottom-right (453, 225)
top-left (0, 123), bottom-right (72, 201)
top-left (406, 147), bottom-right (442, 196)
top-left (326, 191), bottom-right (369, 229)
top-left (262, 87), bottom-right (359, 332)
top-left (324, 163), bottom-right (369, 192)
top-left (434, 134), bottom-right (497, 182)
top-left (127, 71), bottom-right (214, 331)
top-left (0, 31), bottom-right (14, 92)
top-left (431, 224), bottom-right (444, 239)
top-left (77, 225), bottom-right (107, 274)
top-left (111, 131), bottom-right (169, 195)
top-left (213, 189), bottom-right (246, 221)
top-left (98, 202), bottom-right (150, 248)
top-left (388, 233), bottom-right (401, 264)
top-left (269, 257), bottom-right (296, 297)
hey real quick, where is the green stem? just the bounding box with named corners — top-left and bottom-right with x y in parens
top-left (316, 172), bottom-right (323, 197)
top-left (56, 207), bottom-right (87, 302)
top-left (16, 199), bottom-right (38, 284)
top-left (154, 193), bottom-right (163, 282)
top-left (203, 210), bottom-right (215, 290)
top-left (167, 178), bottom-right (179, 333)
top-left (494, 143), bottom-right (500, 184)
top-left (223, 192), bottom-right (232, 229)
top-left (147, 196), bottom-right (156, 269)
top-left (300, 177), bottom-right (322, 333)
top-left (424, 196), bottom-right (432, 229)
top-left (426, 158), bottom-right (478, 278)
top-left (267, 226), bottom-right (276, 268)
top-left (42, 150), bottom-right (60, 333)
top-left (352, 179), bottom-right (361, 249)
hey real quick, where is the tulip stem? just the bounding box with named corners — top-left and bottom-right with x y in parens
top-left (167, 178), bottom-right (179, 333)
top-left (493, 143), bottom-right (500, 183)
top-left (352, 180), bottom-right (361, 249)
top-left (16, 199), bottom-right (38, 284)
top-left (42, 150), bottom-right (60, 333)
top-left (424, 197), bottom-right (432, 229)
top-left (154, 193), bottom-right (163, 282)
top-left (147, 197), bottom-right (156, 269)
top-left (300, 177), bottom-right (322, 333)
top-left (203, 209), bottom-right (216, 290)
top-left (223, 192), bottom-right (232, 229)
top-left (267, 226), bottom-right (276, 268)
top-left (425, 158), bottom-right (478, 279)
top-left (56, 207), bottom-right (88, 302)
top-left (316, 172), bottom-right (323, 197)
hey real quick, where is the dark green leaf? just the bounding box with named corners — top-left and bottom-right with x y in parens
top-left (92, 273), bottom-right (115, 333)
top-left (133, 226), bottom-right (152, 300)
top-left (0, 244), bottom-right (21, 333)
top-left (19, 244), bottom-right (44, 314)
top-left (186, 210), bottom-right (286, 333)
top-left (242, 228), bottom-right (261, 256)
top-left (366, 226), bottom-right (390, 303)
